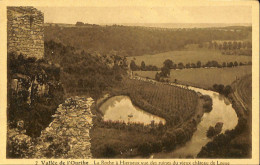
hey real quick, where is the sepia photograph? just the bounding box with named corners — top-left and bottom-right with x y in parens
top-left (0, 0), bottom-right (259, 164)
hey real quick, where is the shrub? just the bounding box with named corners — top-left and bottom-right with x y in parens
top-left (102, 144), bottom-right (117, 158)
top-left (206, 126), bottom-right (216, 138)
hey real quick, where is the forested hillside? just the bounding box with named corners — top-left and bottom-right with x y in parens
top-left (44, 40), bottom-right (127, 98)
top-left (44, 25), bottom-right (251, 57)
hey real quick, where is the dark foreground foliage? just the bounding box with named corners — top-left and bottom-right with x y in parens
top-left (198, 117), bottom-right (250, 158)
top-left (7, 53), bottom-right (64, 158)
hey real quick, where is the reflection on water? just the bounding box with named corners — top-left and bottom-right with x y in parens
top-left (153, 85), bottom-right (238, 158)
top-left (99, 96), bottom-right (166, 125)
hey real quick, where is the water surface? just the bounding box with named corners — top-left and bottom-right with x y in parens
top-left (99, 95), bottom-right (166, 125)
top-left (153, 85), bottom-right (238, 158)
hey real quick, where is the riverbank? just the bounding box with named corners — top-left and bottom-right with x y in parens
top-left (197, 74), bottom-right (252, 158)
top-left (132, 74), bottom-right (251, 158)
top-left (135, 76), bottom-right (238, 158)
top-left (90, 77), bottom-right (207, 158)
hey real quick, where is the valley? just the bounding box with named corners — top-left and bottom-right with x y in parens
top-left (6, 7), bottom-right (253, 159)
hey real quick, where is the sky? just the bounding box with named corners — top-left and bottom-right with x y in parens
top-left (36, 6), bottom-right (252, 25)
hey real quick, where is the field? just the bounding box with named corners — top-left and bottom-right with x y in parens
top-left (233, 74), bottom-right (252, 111)
top-left (121, 78), bottom-right (199, 125)
top-left (134, 66), bottom-right (252, 89)
top-left (231, 74), bottom-right (252, 134)
top-left (127, 49), bottom-right (252, 67)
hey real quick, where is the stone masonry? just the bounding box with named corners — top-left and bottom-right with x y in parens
top-left (7, 7), bottom-right (44, 59)
top-left (35, 97), bottom-right (94, 158)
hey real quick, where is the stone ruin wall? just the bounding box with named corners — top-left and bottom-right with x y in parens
top-left (7, 7), bottom-right (44, 59)
top-left (35, 97), bottom-right (94, 158)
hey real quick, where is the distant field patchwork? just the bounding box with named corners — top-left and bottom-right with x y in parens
top-left (134, 66), bottom-right (252, 89)
top-left (127, 50), bottom-right (252, 67)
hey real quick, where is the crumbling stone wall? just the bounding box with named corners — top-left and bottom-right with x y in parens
top-left (7, 7), bottom-right (44, 59)
top-left (35, 97), bottom-right (94, 158)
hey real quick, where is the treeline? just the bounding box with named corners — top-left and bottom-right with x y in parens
top-left (212, 84), bottom-right (232, 96)
top-left (45, 40), bottom-right (128, 99)
top-left (97, 120), bottom-right (166, 135)
top-left (152, 59), bottom-right (251, 81)
top-left (45, 25), bottom-right (251, 57)
top-left (208, 40), bottom-right (252, 56)
top-left (130, 60), bottom-right (159, 71)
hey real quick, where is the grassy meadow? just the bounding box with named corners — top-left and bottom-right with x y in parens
top-left (127, 49), bottom-right (252, 67)
top-left (134, 66), bottom-right (252, 89)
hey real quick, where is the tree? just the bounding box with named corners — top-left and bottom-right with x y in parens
top-left (233, 41), bottom-right (238, 49)
top-left (141, 61), bottom-right (146, 71)
top-left (102, 144), bottom-right (117, 158)
top-left (223, 85), bottom-right (232, 96)
top-left (138, 142), bottom-right (152, 156)
top-left (237, 42), bottom-right (242, 49)
top-left (161, 66), bottom-right (170, 77)
top-left (191, 63), bottom-right (196, 68)
top-left (213, 84), bottom-right (224, 93)
top-left (186, 63), bottom-right (191, 68)
top-left (213, 41), bottom-right (218, 49)
top-left (197, 61), bottom-right (202, 68)
top-left (177, 63), bottom-right (184, 69)
top-left (207, 126), bottom-right (216, 138)
top-left (223, 42), bottom-right (228, 50)
top-left (218, 44), bottom-right (222, 50)
top-left (172, 64), bottom-right (177, 69)
top-left (218, 84), bottom-right (224, 93)
top-left (234, 61), bottom-right (238, 67)
top-left (155, 72), bottom-right (160, 81)
top-left (228, 41), bottom-right (232, 50)
top-left (163, 59), bottom-right (173, 69)
top-left (130, 60), bottom-right (138, 71)
top-left (227, 62), bottom-right (234, 67)
top-left (76, 22), bottom-right (84, 26)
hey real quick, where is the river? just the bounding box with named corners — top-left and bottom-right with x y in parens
top-left (99, 79), bottom-right (238, 158)
top-left (152, 84), bottom-right (238, 158)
